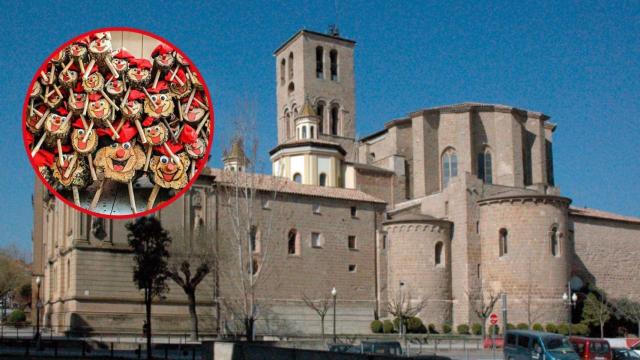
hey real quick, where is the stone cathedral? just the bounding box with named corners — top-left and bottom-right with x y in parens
top-left (32, 29), bottom-right (640, 336)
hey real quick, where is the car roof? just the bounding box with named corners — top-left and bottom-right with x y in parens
top-left (569, 337), bottom-right (610, 343)
top-left (507, 330), bottom-right (564, 338)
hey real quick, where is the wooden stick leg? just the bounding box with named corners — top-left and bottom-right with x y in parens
top-left (83, 95), bottom-right (89, 116)
top-left (90, 179), bottom-right (104, 211)
top-left (195, 114), bottom-right (209, 135)
top-left (30, 98), bottom-right (34, 117)
top-left (82, 120), bottom-right (94, 143)
top-left (79, 113), bottom-right (88, 129)
top-left (64, 154), bottom-right (77, 178)
top-left (79, 58), bottom-right (85, 74)
top-left (185, 89), bottom-right (196, 117)
top-left (62, 59), bottom-right (73, 73)
top-left (163, 142), bottom-right (180, 163)
top-left (122, 88), bottom-right (131, 103)
top-left (190, 161), bottom-right (196, 180)
top-left (35, 109), bottom-right (50, 130)
top-left (100, 89), bottom-right (119, 110)
top-left (106, 59), bottom-right (119, 79)
top-left (135, 119), bottom-right (147, 144)
top-left (72, 186), bottom-right (81, 206)
top-left (152, 71), bottom-right (161, 89)
top-left (105, 120), bottom-right (120, 139)
top-left (31, 133), bottom-right (47, 157)
top-left (144, 145), bottom-right (153, 171)
top-left (83, 59), bottom-right (95, 79)
top-left (169, 65), bottom-right (179, 80)
top-left (57, 139), bottom-right (64, 166)
top-left (128, 180), bottom-right (137, 214)
top-left (147, 185), bottom-right (160, 210)
top-left (88, 154), bottom-right (97, 181)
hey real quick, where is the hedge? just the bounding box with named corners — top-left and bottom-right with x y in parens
top-left (516, 323), bottom-right (529, 330)
top-left (471, 323), bottom-right (482, 335)
top-left (407, 317), bottom-right (426, 333)
top-left (7, 310), bottom-right (26, 325)
top-left (370, 320), bottom-right (383, 333)
top-left (488, 324), bottom-right (500, 335)
top-left (532, 323), bottom-right (544, 331)
top-left (557, 323), bottom-right (570, 335)
top-left (383, 319), bottom-right (395, 334)
top-left (506, 323), bottom-right (515, 330)
top-left (457, 324), bottom-right (470, 335)
top-left (573, 323), bottom-right (590, 336)
top-left (545, 323), bottom-right (558, 333)
top-left (442, 324), bottom-right (452, 334)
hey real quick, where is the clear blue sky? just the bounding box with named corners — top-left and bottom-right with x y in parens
top-left (1, 1), bottom-right (638, 256)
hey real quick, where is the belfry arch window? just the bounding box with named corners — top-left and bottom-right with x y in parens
top-left (319, 173), bottom-right (327, 186)
top-left (284, 110), bottom-right (291, 138)
top-left (477, 149), bottom-right (493, 184)
top-left (329, 49), bottom-right (338, 81)
top-left (441, 148), bottom-right (458, 188)
top-left (288, 52), bottom-right (294, 79)
top-left (316, 102), bottom-right (325, 132)
top-left (316, 46), bottom-right (324, 79)
top-left (435, 241), bottom-right (444, 266)
top-left (499, 228), bottom-right (508, 257)
top-left (550, 225), bottom-right (560, 257)
top-left (293, 173), bottom-right (302, 184)
top-left (280, 58), bottom-right (285, 85)
top-left (287, 229), bottom-right (300, 255)
top-left (330, 106), bottom-right (339, 135)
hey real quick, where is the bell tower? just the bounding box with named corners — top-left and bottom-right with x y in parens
top-left (274, 29), bottom-right (357, 160)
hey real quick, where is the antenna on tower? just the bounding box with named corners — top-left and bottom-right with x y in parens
top-left (328, 0), bottom-right (340, 37)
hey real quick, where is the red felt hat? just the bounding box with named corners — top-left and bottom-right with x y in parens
top-left (116, 121), bottom-right (139, 143)
top-left (151, 44), bottom-right (174, 58)
top-left (89, 32), bottom-right (110, 42)
top-left (181, 92), bottom-right (206, 107)
top-left (129, 58), bottom-right (152, 70)
top-left (142, 116), bottom-right (156, 127)
top-left (113, 48), bottom-right (135, 60)
top-left (88, 93), bottom-right (102, 102)
top-left (73, 82), bottom-right (85, 94)
top-left (33, 149), bottom-right (55, 167)
top-left (71, 117), bottom-right (85, 129)
top-left (56, 107), bottom-right (69, 116)
top-left (155, 140), bottom-right (184, 156)
top-left (84, 65), bottom-right (99, 76)
top-left (147, 81), bottom-right (168, 94)
top-left (164, 67), bottom-right (186, 84)
top-left (127, 89), bottom-right (146, 101)
top-left (73, 36), bottom-right (89, 46)
top-left (54, 144), bottom-right (72, 154)
top-left (179, 124), bottom-right (198, 144)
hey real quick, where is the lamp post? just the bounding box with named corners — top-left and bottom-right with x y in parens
top-left (562, 281), bottom-right (578, 337)
top-left (331, 287), bottom-right (337, 344)
top-left (35, 276), bottom-right (42, 348)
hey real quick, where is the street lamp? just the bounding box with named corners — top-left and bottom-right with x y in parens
top-left (35, 276), bottom-right (42, 348)
top-left (331, 287), bottom-right (337, 344)
top-left (562, 281), bottom-right (578, 337)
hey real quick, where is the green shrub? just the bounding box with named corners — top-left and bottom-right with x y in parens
top-left (407, 317), bottom-right (425, 333)
top-left (488, 324), bottom-right (500, 335)
top-left (7, 310), bottom-right (26, 325)
top-left (545, 323), bottom-right (558, 333)
top-left (572, 323), bottom-right (590, 336)
top-left (517, 323), bottom-right (529, 330)
top-left (557, 323), bottom-right (570, 335)
top-left (457, 324), bottom-right (470, 335)
top-left (471, 323), bottom-right (482, 335)
top-left (442, 323), bottom-right (452, 334)
top-left (506, 323), bottom-right (515, 330)
top-left (383, 319), bottom-right (395, 334)
top-left (532, 323), bottom-right (543, 331)
top-left (370, 320), bottom-right (383, 333)
top-left (428, 323), bottom-right (437, 334)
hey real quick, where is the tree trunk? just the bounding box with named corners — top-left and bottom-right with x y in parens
top-left (187, 290), bottom-right (198, 341)
top-left (320, 315), bottom-right (325, 340)
top-left (600, 321), bottom-right (604, 339)
top-left (146, 290), bottom-right (152, 360)
top-left (245, 317), bottom-right (255, 342)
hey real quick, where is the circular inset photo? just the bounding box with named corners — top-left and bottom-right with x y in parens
top-left (23, 28), bottom-right (214, 218)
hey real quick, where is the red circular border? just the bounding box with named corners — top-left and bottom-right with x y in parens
top-left (22, 26), bottom-right (215, 219)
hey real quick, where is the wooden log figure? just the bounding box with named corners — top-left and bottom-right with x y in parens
top-left (147, 152), bottom-right (190, 210)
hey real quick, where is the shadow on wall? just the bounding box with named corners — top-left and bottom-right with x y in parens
top-left (67, 313), bottom-right (94, 337)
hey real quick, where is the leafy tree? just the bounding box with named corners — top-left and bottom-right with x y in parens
top-left (612, 298), bottom-right (640, 337)
top-left (582, 290), bottom-right (611, 338)
top-left (127, 217), bottom-right (171, 360)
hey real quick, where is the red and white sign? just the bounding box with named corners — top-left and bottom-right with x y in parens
top-left (489, 313), bottom-right (498, 325)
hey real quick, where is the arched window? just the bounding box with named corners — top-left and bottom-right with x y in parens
top-left (316, 46), bottom-right (324, 79)
top-left (287, 229), bottom-right (299, 255)
top-left (477, 149), bottom-right (493, 184)
top-left (288, 52), bottom-right (294, 79)
top-left (316, 102), bottom-right (325, 133)
top-left (250, 226), bottom-right (259, 253)
top-left (550, 225), bottom-right (560, 257)
top-left (442, 148), bottom-right (458, 188)
top-left (310, 126), bottom-right (314, 139)
top-left (251, 259), bottom-right (259, 275)
top-left (293, 173), bottom-right (302, 183)
top-left (301, 126), bottom-right (307, 139)
top-left (284, 110), bottom-right (291, 138)
top-left (280, 58), bottom-right (285, 85)
top-left (435, 242), bottom-right (444, 265)
top-left (499, 228), bottom-right (508, 257)
top-left (329, 49), bottom-right (338, 81)
top-left (288, 82), bottom-right (295, 95)
top-left (319, 173), bottom-right (327, 186)
top-left (330, 106), bottom-right (339, 135)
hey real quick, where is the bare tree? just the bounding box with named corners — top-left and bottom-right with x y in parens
top-left (467, 289), bottom-right (500, 339)
top-left (387, 290), bottom-right (428, 347)
top-left (612, 298), bottom-right (640, 337)
top-left (523, 257), bottom-right (543, 327)
top-left (217, 101), bottom-right (286, 341)
top-left (166, 211), bottom-right (214, 341)
top-left (302, 293), bottom-right (332, 339)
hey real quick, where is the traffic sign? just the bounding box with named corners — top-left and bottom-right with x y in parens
top-left (489, 313), bottom-right (498, 325)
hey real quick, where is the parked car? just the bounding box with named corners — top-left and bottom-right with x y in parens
top-left (613, 348), bottom-right (640, 360)
top-left (569, 337), bottom-right (612, 360)
top-left (328, 341), bottom-right (451, 359)
top-left (505, 330), bottom-right (580, 360)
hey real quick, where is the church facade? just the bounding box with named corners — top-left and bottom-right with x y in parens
top-left (32, 29), bottom-right (640, 336)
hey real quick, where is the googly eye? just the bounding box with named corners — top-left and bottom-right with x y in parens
top-left (123, 142), bottom-right (131, 150)
top-left (78, 129), bottom-right (85, 135)
top-left (151, 95), bottom-right (157, 102)
top-left (110, 143), bottom-right (117, 148)
top-left (160, 156), bottom-right (169, 164)
top-left (160, 95), bottom-right (167, 101)
top-left (154, 125), bottom-right (160, 131)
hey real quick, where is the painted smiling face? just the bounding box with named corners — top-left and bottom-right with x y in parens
top-left (71, 128), bottom-right (98, 154)
top-left (111, 58), bottom-right (128, 74)
top-left (169, 79), bottom-right (191, 99)
top-left (127, 67), bottom-right (151, 87)
top-left (68, 93), bottom-right (87, 114)
top-left (94, 141), bottom-right (145, 183)
top-left (52, 154), bottom-right (89, 188)
top-left (45, 92), bottom-right (63, 109)
top-left (89, 36), bottom-right (111, 57)
top-left (83, 72), bottom-right (104, 92)
top-left (149, 152), bottom-right (190, 189)
top-left (44, 113), bottom-right (70, 137)
top-left (105, 79), bottom-right (124, 98)
top-left (68, 43), bottom-right (87, 58)
top-left (154, 52), bottom-right (175, 69)
top-left (58, 70), bottom-right (78, 88)
top-left (144, 92), bottom-right (174, 118)
top-left (143, 123), bottom-right (169, 145)
top-left (181, 102), bottom-right (206, 123)
top-left (121, 99), bottom-right (143, 120)
top-left (185, 138), bottom-right (207, 159)
top-left (88, 99), bottom-right (111, 121)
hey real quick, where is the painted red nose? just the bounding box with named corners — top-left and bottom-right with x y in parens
top-left (116, 148), bottom-right (125, 158)
top-left (167, 163), bottom-right (176, 171)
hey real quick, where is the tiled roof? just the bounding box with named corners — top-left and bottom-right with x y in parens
top-left (409, 102), bottom-right (550, 120)
top-left (269, 139), bottom-right (346, 155)
top-left (202, 168), bottom-right (386, 204)
top-left (569, 207), bottom-right (640, 224)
